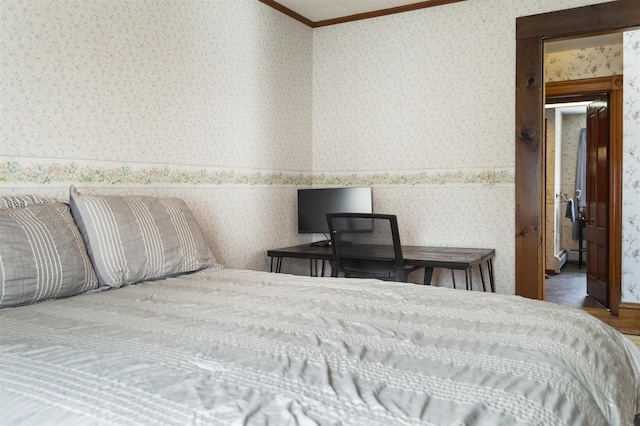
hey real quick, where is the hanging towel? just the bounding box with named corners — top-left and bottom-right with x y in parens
top-left (565, 198), bottom-right (575, 222)
top-left (575, 129), bottom-right (587, 211)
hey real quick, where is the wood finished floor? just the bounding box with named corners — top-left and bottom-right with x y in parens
top-left (582, 306), bottom-right (640, 347)
top-left (545, 262), bottom-right (602, 308)
top-left (546, 262), bottom-right (640, 349)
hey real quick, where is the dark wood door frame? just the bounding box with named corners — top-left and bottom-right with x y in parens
top-left (515, 0), bottom-right (640, 315)
top-left (546, 76), bottom-right (623, 313)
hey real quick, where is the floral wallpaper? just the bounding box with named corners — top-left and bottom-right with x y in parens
top-left (0, 158), bottom-right (312, 187)
top-left (0, 157), bottom-right (513, 187)
top-left (623, 30), bottom-right (640, 303)
top-left (545, 44), bottom-right (623, 82)
top-left (310, 0), bottom-right (613, 294)
top-left (0, 0), bottom-right (313, 172)
top-left (0, 0), bottom-right (620, 293)
top-left (0, 0), bottom-right (314, 273)
top-left (312, 168), bottom-right (513, 186)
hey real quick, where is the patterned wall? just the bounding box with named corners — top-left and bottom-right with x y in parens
top-left (0, 0), bottom-right (314, 273)
top-left (310, 0), bottom-right (613, 293)
top-left (545, 44), bottom-right (623, 82)
top-left (623, 30), bottom-right (640, 303)
top-left (0, 0), bottom-right (313, 172)
top-left (1, 0), bottom-right (622, 293)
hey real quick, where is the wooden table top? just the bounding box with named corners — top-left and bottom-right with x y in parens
top-left (268, 244), bottom-right (495, 270)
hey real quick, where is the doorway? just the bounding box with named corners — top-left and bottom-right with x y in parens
top-left (541, 76), bottom-right (622, 312)
top-left (544, 92), bottom-right (618, 310)
top-left (514, 1), bottom-right (639, 317)
top-left (543, 100), bottom-right (591, 308)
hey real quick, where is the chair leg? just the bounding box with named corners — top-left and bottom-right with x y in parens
top-left (450, 269), bottom-right (457, 289)
top-left (423, 267), bottom-right (434, 285)
top-left (329, 261), bottom-right (339, 277)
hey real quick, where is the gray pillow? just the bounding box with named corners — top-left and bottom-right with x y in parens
top-left (0, 202), bottom-right (99, 308)
top-left (69, 185), bottom-right (217, 288)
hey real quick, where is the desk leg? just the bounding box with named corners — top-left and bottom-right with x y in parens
top-left (309, 259), bottom-right (326, 277)
top-left (423, 267), bottom-right (434, 285)
top-left (479, 264), bottom-right (487, 292)
top-left (465, 268), bottom-right (472, 291)
top-left (488, 258), bottom-right (495, 292)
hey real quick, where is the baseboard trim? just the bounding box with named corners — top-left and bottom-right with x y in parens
top-left (619, 302), bottom-right (640, 335)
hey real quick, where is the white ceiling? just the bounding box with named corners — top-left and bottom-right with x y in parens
top-left (271, 0), bottom-right (432, 22)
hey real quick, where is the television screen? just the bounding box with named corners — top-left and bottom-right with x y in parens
top-left (297, 187), bottom-right (372, 234)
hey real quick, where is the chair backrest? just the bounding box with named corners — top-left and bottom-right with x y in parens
top-left (326, 213), bottom-right (406, 280)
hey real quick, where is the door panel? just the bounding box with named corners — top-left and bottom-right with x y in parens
top-left (585, 95), bottom-right (609, 308)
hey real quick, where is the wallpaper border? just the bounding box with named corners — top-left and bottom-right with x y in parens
top-left (0, 157), bottom-right (514, 187)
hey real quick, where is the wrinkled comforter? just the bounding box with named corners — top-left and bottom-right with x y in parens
top-left (1, 268), bottom-right (639, 425)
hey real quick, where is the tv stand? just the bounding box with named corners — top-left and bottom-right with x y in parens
top-left (310, 240), bottom-right (331, 247)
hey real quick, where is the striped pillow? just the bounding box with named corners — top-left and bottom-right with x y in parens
top-left (69, 185), bottom-right (217, 288)
top-left (0, 202), bottom-right (99, 308)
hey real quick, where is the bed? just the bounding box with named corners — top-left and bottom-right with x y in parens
top-left (1, 189), bottom-right (639, 425)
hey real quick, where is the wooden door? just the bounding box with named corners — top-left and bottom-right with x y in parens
top-left (585, 95), bottom-right (609, 308)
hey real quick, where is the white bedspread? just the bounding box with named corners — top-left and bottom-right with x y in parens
top-left (1, 268), bottom-right (639, 425)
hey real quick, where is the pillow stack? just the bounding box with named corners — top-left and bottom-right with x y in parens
top-left (0, 188), bottom-right (218, 308)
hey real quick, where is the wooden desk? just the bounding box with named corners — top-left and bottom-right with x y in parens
top-left (267, 244), bottom-right (495, 292)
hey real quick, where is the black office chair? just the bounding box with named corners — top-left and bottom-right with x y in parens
top-left (326, 213), bottom-right (420, 282)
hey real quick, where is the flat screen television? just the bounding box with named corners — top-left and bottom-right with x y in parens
top-left (297, 187), bottom-right (372, 235)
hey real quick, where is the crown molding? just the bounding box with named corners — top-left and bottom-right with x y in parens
top-left (259, 0), bottom-right (465, 28)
